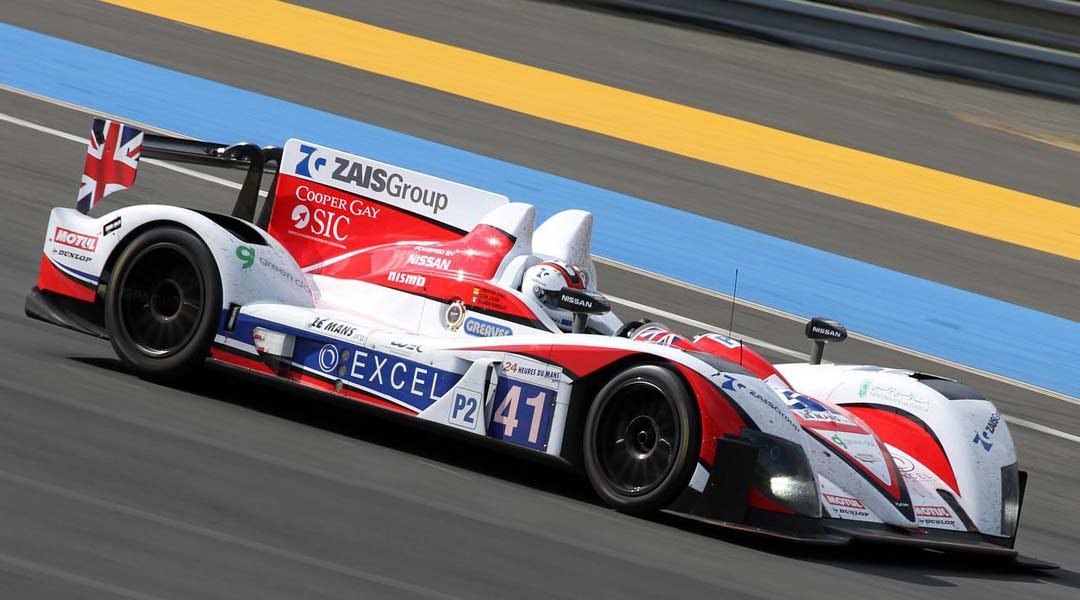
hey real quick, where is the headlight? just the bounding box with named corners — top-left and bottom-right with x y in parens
top-left (744, 429), bottom-right (821, 518)
top-left (1001, 463), bottom-right (1020, 538)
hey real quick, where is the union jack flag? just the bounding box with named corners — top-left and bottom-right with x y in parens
top-left (77, 118), bottom-right (143, 214)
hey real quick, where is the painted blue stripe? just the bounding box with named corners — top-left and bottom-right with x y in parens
top-left (3, 24), bottom-right (1077, 397)
top-left (50, 255), bottom-right (100, 284)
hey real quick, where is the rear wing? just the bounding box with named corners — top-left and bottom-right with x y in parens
top-left (77, 117), bottom-right (283, 228)
top-left (78, 119), bottom-right (508, 266)
top-left (141, 133), bottom-right (283, 228)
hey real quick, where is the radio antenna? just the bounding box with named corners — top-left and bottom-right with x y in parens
top-left (727, 269), bottom-right (739, 338)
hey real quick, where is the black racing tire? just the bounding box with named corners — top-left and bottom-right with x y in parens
top-left (583, 364), bottom-right (701, 514)
top-left (104, 226), bottom-right (222, 381)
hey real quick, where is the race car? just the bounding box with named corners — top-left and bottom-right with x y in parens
top-left (26, 118), bottom-right (1042, 564)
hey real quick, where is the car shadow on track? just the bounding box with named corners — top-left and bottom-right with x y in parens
top-left (72, 355), bottom-right (600, 504)
top-left (656, 513), bottom-right (1079, 588)
top-left (74, 355), bottom-right (1079, 588)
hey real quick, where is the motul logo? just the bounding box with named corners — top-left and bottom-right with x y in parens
top-left (823, 493), bottom-right (866, 509)
top-left (914, 505), bottom-right (951, 518)
top-left (54, 227), bottom-right (98, 252)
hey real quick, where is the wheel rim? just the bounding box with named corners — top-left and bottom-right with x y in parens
top-left (595, 379), bottom-right (680, 496)
top-left (117, 242), bottom-right (205, 357)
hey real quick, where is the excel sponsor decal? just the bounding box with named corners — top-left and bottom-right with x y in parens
top-left (317, 344), bottom-right (340, 372)
top-left (891, 453), bottom-right (937, 482)
top-left (300, 339), bottom-right (459, 412)
top-left (463, 317), bottom-right (512, 338)
top-left (54, 226), bottom-right (98, 252)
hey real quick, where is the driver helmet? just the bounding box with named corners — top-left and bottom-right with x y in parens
top-left (522, 260), bottom-right (587, 332)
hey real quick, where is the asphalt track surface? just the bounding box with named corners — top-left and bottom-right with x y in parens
top-left (2, 1), bottom-right (1079, 598)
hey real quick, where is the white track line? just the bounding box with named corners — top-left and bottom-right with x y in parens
top-left (605, 294), bottom-right (808, 360)
top-left (3, 107), bottom-right (1078, 446)
top-left (0, 468), bottom-right (460, 599)
top-left (1004, 415), bottom-right (1080, 444)
top-left (0, 97), bottom-right (266, 197)
top-left (0, 551), bottom-right (166, 600)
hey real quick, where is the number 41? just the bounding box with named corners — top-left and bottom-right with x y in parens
top-left (493, 384), bottom-right (547, 444)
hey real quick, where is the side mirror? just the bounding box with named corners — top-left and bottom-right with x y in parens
top-left (804, 317), bottom-right (846, 365)
top-left (557, 287), bottom-right (610, 333)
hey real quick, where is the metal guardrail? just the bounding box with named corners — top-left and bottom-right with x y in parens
top-left (822, 0), bottom-right (1080, 53)
top-left (586, 0), bottom-right (1080, 100)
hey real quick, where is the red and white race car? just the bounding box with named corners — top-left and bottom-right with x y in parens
top-left (27, 119), bottom-right (1038, 563)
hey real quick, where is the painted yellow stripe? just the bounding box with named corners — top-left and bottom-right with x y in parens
top-left (104, 0), bottom-right (1080, 260)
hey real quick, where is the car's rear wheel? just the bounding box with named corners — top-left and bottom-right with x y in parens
top-left (105, 226), bottom-right (222, 380)
top-left (583, 364), bottom-right (701, 514)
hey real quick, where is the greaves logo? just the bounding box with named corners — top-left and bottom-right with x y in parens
top-left (463, 317), bottom-right (512, 338)
top-left (54, 227), bottom-right (98, 252)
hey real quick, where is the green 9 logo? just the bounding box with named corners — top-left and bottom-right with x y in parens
top-left (235, 245), bottom-right (255, 270)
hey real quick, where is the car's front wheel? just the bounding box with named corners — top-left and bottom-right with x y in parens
top-left (104, 226), bottom-right (222, 380)
top-left (583, 364), bottom-right (701, 514)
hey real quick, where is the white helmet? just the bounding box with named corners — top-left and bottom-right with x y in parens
top-left (522, 260), bottom-right (588, 332)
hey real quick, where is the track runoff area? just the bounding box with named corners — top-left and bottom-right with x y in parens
top-left (3, 14), bottom-right (1079, 447)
